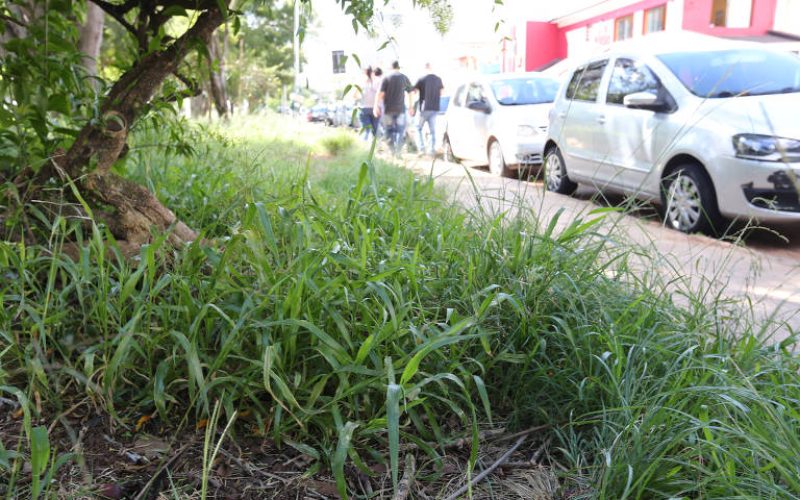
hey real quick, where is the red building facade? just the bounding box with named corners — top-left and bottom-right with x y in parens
top-left (523, 0), bottom-right (784, 71)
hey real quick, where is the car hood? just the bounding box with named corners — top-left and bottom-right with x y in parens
top-left (696, 93), bottom-right (800, 138)
top-left (493, 103), bottom-right (552, 127)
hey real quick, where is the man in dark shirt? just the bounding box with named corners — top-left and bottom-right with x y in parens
top-left (412, 63), bottom-right (444, 157)
top-left (374, 61), bottom-right (413, 155)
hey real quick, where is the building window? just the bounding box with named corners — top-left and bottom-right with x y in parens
top-left (615, 15), bottom-right (634, 41)
top-left (332, 50), bottom-right (346, 74)
top-left (710, 0), bottom-right (753, 28)
top-left (644, 5), bottom-right (666, 34)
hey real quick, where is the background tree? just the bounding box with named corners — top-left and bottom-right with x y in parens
top-left (78, 2), bottom-right (105, 81)
top-left (225, 1), bottom-right (298, 113)
top-left (0, 0), bottom-right (454, 257)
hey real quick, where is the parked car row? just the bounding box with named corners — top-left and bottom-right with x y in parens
top-left (443, 73), bottom-right (560, 176)
top-left (443, 41), bottom-right (800, 234)
top-left (306, 102), bottom-right (359, 128)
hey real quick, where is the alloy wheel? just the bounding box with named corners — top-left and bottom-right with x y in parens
top-left (444, 136), bottom-right (455, 163)
top-left (545, 152), bottom-right (563, 191)
top-left (665, 174), bottom-right (702, 232)
top-left (489, 141), bottom-right (504, 176)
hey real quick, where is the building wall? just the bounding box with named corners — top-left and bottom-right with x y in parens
top-left (773, 0), bottom-right (800, 35)
top-left (681, 0), bottom-right (777, 35)
top-left (524, 22), bottom-right (566, 71)
top-left (558, 0), bottom-right (679, 58)
top-left (524, 0), bottom-right (782, 71)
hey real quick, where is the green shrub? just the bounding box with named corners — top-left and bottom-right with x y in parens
top-left (1, 116), bottom-right (799, 498)
top-left (319, 130), bottom-right (356, 156)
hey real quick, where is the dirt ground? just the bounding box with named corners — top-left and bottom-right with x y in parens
top-left (399, 154), bottom-right (800, 340)
top-left (0, 404), bottom-right (560, 499)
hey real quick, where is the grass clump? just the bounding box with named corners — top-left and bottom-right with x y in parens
top-left (319, 129), bottom-right (357, 156)
top-left (1, 114), bottom-right (799, 498)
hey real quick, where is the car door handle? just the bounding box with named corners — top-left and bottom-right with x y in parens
top-left (558, 112), bottom-right (566, 119)
top-left (596, 115), bottom-right (606, 124)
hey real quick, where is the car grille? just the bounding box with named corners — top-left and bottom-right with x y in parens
top-left (742, 173), bottom-right (800, 213)
top-left (519, 153), bottom-right (543, 166)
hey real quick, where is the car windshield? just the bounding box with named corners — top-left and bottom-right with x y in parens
top-left (490, 77), bottom-right (560, 105)
top-left (658, 49), bottom-right (800, 98)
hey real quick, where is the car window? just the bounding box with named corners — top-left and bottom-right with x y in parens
top-left (606, 58), bottom-right (662, 105)
top-left (658, 49), bottom-right (800, 98)
top-left (466, 83), bottom-right (486, 104)
top-left (566, 60), bottom-right (608, 102)
top-left (490, 77), bottom-right (560, 105)
top-left (453, 85), bottom-right (466, 107)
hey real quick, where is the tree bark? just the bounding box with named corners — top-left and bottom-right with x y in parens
top-left (78, 2), bottom-right (105, 82)
top-left (0, 2), bottom-right (36, 56)
top-left (55, 6), bottom-right (226, 256)
top-left (207, 33), bottom-right (230, 118)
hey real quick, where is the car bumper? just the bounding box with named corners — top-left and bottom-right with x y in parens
top-left (714, 156), bottom-right (800, 222)
top-left (503, 136), bottom-right (547, 168)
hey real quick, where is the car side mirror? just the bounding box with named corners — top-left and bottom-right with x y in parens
top-left (467, 100), bottom-right (491, 113)
top-left (623, 92), bottom-right (664, 111)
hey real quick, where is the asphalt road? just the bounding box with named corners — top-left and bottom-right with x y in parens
top-left (398, 154), bottom-right (800, 340)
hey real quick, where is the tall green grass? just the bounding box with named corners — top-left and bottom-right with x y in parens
top-left (1, 114), bottom-right (799, 498)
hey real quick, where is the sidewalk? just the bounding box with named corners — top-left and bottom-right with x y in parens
top-left (393, 154), bottom-right (800, 341)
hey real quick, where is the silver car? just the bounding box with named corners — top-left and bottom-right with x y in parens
top-left (545, 44), bottom-right (800, 234)
top-left (443, 73), bottom-right (561, 177)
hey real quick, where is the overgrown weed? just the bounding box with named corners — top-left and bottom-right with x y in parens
top-left (1, 114), bottom-right (799, 498)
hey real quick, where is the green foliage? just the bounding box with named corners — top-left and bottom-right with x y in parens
top-left (223, 2), bottom-right (300, 110)
top-left (319, 130), bottom-right (356, 156)
top-left (0, 1), bottom-right (96, 177)
top-left (2, 115), bottom-right (800, 497)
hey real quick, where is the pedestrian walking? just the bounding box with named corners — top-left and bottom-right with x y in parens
top-left (358, 67), bottom-right (380, 142)
top-left (372, 67), bottom-right (384, 137)
top-left (412, 62), bottom-right (444, 157)
top-left (373, 61), bottom-right (413, 156)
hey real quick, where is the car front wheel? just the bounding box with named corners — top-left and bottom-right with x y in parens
top-left (544, 146), bottom-right (577, 194)
top-left (661, 164), bottom-right (723, 235)
top-left (488, 139), bottom-right (511, 177)
top-left (443, 134), bottom-right (458, 163)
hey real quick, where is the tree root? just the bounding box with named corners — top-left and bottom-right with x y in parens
top-left (86, 172), bottom-right (197, 247)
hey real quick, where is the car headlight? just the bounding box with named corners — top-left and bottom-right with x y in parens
top-left (517, 125), bottom-right (537, 137)
top-left (733, 134), bottom-right (800, 162)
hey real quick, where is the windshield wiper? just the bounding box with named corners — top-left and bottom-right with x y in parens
top-left (746, 87), bottom-right (800, 96)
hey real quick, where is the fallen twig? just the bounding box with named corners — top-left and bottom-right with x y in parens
top-left (400, 427), bottom-right (507, 452)
top-left (218, 447), bottom-right (288, 484)
top-left (441, 434), bottom-right (528, 500)
top-left (499, 436), bottom-right (552, 469)
top-left (490, 424), bottom-right (550, 443)
top-left (393, 454), bottom-right (416, 500)
top-left (132, 438), bottom-right (195, 500)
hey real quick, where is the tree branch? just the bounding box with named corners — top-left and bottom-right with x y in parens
top-left (0, 13), bottom-right (27, 28)
top-left (164, 71), bottom-right (203, 102)
top-left (155, 0), bottom-right (218, 10)
top-left (88, 0), bottom-right (138, 39)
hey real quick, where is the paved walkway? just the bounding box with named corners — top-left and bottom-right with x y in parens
top-left (399, 155), bottom-right (800, 341)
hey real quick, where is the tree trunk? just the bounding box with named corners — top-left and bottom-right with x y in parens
top-left (207, 33), bottom-right (229, 118)
top-left (0, 2), bottom-right (36, 56)
top-left (53, 7), bottom-right (226, 257)
top-left (78, 2), bottom-right (105, 82)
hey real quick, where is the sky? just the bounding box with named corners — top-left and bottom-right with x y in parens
top-left (301, 0), bottom-right (602, 94)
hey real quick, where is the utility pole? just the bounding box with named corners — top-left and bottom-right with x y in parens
top-left (293, 0), bottom-right (300, 91)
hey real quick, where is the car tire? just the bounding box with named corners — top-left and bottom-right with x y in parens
top-left (660, 164), bottom-right (724, 235)
top-left (443, 134), bottom-right (458, 163)
top-left (544, 146), bottom-right (578, 195)
top-left (488, 139), bottom-right (512, 177)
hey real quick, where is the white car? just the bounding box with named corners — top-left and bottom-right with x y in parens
top-left (443, 73), bottom-right (561, 177)
top-left (545, 42), bottom-right (800, 234)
